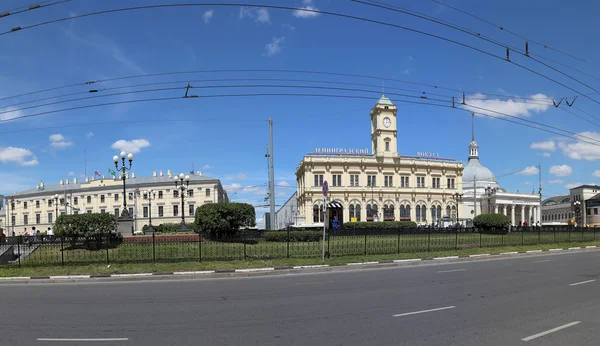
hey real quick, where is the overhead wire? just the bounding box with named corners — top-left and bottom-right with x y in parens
top-left (2, 2), bottom-right (598, 107)
top-left (0, 0), bottom-right (71, 18)
top-left (429, 0), bottom-right (588, 64)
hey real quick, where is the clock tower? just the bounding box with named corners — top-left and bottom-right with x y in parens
top-left (370, 94), bottom-right (398, 159)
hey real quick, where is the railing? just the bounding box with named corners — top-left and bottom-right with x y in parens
top-left (0, 226), bottom-right (596, 267)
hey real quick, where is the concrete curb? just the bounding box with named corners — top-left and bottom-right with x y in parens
top-left (4, 245), bottom-right (598, 283)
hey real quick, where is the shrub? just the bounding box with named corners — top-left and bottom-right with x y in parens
top-left (344, 221), bottom-right (417, 230)
top-left (195, 203), bottom-right (256, 240)
top-left (53, 213), bottom-right (120, 250)
top-left (473, 214), bottom-right (510, 234)
top-left (264, 231), bottom-right (322, 242)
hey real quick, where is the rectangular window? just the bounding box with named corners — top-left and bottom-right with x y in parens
top-left (23, 215), bottom-right (28, 225)
top-left (114, 193), bottom-right (119, 202)
top-left (100, 195), bottom-right (105, 203)
top-left (158, 191), bottom-right (163, 199)
top-left (11, 215), bottom-right (15, 224)
top-left (61, 211), bottom-right (65, 216)
top-left (332, 175), bottom-right (342, 187)
top-left (60, 198), bottom-right (65, 206)
top-left (173, 205), bottom-right (179, 217)
top-left (385, 141), bottom-right (390, 151)
top-left (129, 193), bottom-right (133, 201)
top-left (350, 174), bottom-right (359, 187)
top-left (384, 176), bottom-right (393, 187)
top-left (36, 200), bottom-right (40, 208)
top-left (173, 190), bottom-right (179, 198)
top-left (313, 174), bottom-right (324, 187)
top-left (114, 208), bottom-right (119, 217)
top-left (188, 189), bottom-right (194, 198)
top-left (432, 177), bottom-right (440, 189)
top-left (189, 204), bottom-right (195, 216)
top-left (158, 206), bottom-right (164, 217)
top-left (128, 207), bottom-right (133, 216)
top-left (367, 175), bottom-right (376, 187)
top-left (400, 176), bottom-right (410, 188)
top-left (36, 214), bottom-right (40, 224)
top-left (48, 213), bottom-right (52, 224)
top-left (417, 176), bottom-right (425, 188)
top-left (48, 200), bottom-right (52, 207)
top-left (87, 210), bottom-right (92, 214)
top-left (595, 208), bottom-right (599, 215)
top-left (74, 210), bottom-right (79, 215)
top-left (86, 196), bottom-right (91, 204)
top-left (143, 207), bottom-right (148, 218)
top-left (100, 209), bottom-right (105, 214)
top-left (206, 189), bottom-right (211, 197)
top-left (23, 201), bottom-right (27, 209)
top-left (447, 178), bottom-right (455, 189)
top-left (73, 197), bottom-right (78, 205)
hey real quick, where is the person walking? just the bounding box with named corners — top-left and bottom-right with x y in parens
top-left (332, 216), bottom-right (340, 234)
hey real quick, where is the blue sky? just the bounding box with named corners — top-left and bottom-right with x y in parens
top-left (0, 0), bottom-right (599, 226)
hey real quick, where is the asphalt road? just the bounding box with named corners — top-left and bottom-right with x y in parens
top-left (3, 251), bottom-right (600, 345)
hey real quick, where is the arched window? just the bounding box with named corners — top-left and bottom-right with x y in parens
top-left (356, 205), bottom-right (361, 221)
top-left (452, 205), bottom-right (456, 218)
top-left (406, 205), bottom-right (411, 220)
top-left (384, 204), bottom-right (395, 220)
top-left (400, 205), bottom-right (406, 218)
top-left (313, 204), bottom-right (321, 223)
top-left (367, 204), bottom-right (378, 221)
top-left (416, 205), bottom-right (421, 221)
top-left (421, 205), bottom-right (427, 222)
top-left (431, 206), bottom-right (436, 223)
top-left (437, 206), bottom-right (442, 220)
top-left (349, 204), bottom-right (355, 219)
top-left (446, 206), bottom-right (451, 217)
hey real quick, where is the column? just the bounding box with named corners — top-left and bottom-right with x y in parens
top-left (360, 203), bottom-right (367, 222)
top-left (537, 206), bottom-right (541, 225)
top-left (511, 204), bottom-right (516, 226)
top-left (494, 204), bottom-right (498, 214)
top-left (520, 205), bottom-right (525, 226)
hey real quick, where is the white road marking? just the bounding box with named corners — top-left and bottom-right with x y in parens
top-left (37, 338), bottom-right (129, 342)
top-left (393, 305), bottom-right (455, 317)
top-left (532, 260), bottom-right (552, 263)
top-left (436, 269), bottom-right (466, 273)
top-left (433, 256), bottom-right (459, 260)
top-left (235, 268), bottom-right (275, 272)
top-left (469, 254), bottom-right (490, 257)
top-left (173, 270), bottom-right (215, 275)
top-left (549, 248), bottom-right (563, 251)
top-left (393, 258), bottom-right (421, 263)
top-left (111, 273), bottom-right (152, 277)
top-left (568, 247), bottom-right (581, 250)
top-left (586, 246), bottom-right (597, 249)
top-left (292, 265), bottom-right (329, 269)
top-left (500, 251), bottom-right (518, 255)
top-left (569, 279), bottom-right (596, 286)
top-left (526, 250), bottom-right (542, 253)
top-left (521, 321), bottom-right (580, 341)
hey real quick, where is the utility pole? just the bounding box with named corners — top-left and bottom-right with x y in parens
top-left (473, 175), bottom-right (477, 218)
top-left (268, 118), bottom-right (276, 230)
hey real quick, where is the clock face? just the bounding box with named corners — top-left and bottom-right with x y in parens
top-left (383, 117), bottom-right (391, 128)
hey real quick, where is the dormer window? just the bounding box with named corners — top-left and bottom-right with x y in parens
top-left (384, 106), bottom-right (389, 109)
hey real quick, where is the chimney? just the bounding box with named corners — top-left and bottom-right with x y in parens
top-left (65, 179), bottom-right (69, 185)
top-left (153, 171), bottom-right (157, 177)
top-left (102, 175), bottom-right (105, 179)
top-left (167, 169), bottom-right (172, 177)
top-left (125, 172), bottom-right (129, 179)
top-left (92, 176), bottom-right (95, 181)
top-left (40, 180), bottom-right (44, 188)
top-left (74, 178), bottom-right (77, 184)
top-left (85, 177), bottom-right (89, 183)
top-left (60, 180), bottom-right (63, 185)
top-left (36, 184), bottom-right (39, 189)
top-left (198, 171), bottom-right (203, 176)
top-left (159, 170), bottom-right (163, 177)
top-left (132, 172), bottom-right (136, 179)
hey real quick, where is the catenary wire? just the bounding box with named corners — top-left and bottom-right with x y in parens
top-left (356, 0), bottom-right (600, 94)
top-left (0, 0), bottom-right (71, 18)
top-left (429, 0), bottom-right (588, 64)
top-left (2, 3), bottom-right (599, 106)
top-left (0, 91), bottom-right (597, 147)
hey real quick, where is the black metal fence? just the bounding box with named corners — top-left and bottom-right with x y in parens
top-left (0, 226), bottom-right (596, 267)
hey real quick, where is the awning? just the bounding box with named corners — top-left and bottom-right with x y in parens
top-left (327, 201), bottom-right (343, 209)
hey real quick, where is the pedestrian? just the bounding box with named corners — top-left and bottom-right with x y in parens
top-left (332, 216), bottom-right (339, 234)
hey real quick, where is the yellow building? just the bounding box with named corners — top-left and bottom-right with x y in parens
top-left (6, 170), bottom-right (228, 235)
top-left (295, 95), bottom-right (464, 227)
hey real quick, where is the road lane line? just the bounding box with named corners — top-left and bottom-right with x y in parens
top-left (37, 338), bottom-right (129, 342)
top-left (433, 256), bottom-right (459, 260)
top-left (586, 246), bottom-right (597, 249)
top-left (526, 250), bottom-right (542, 253)
top-left (469, 254), bottom-right (490, 257)
top-left (569, 279), bottom-right (596, 286)
top-left (568, 247), bottom-right (581, 250)
top-left (532, 260), bottom-right (552, 263)
top-left (393, 306), bottom-right (455, 317)
top-left (500, 251), bottom-right (518, 255)
top-left (521, 321), bottom-right (580, 341)
top-left (549, 248), bottom-right (562, 251)
top-left (393, 259), bottom-right (421, 263)
top-left (436, 269), bottom-right (466, 273)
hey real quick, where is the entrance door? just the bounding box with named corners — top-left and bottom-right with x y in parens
top-left (327, 201), bottom-right (344, 230)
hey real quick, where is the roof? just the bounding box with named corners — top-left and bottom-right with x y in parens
top-left (462, 157), bottom-right (498, 187)
top-left (569, 184), bottom-right (600, 190)
top-left (542, 195), bottom-right (570, 206)
top-left (11, 174), bottom-right (219, 197)
top-left (376, 94), bottom-right (394, 106)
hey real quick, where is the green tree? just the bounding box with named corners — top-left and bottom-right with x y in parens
top-left (473, 213), bottom-right (510, 234)
top-left (195, 203), bottom-right (256, 239)
top-left (54, 213), bottom-right (119, 249)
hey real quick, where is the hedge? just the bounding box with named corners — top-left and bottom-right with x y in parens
top-left (264, 231), bottom-right (322, 242)
top-left (344, 221), bottom-right (418, 230)
top-left (473, 214), bottom-right (510, 234)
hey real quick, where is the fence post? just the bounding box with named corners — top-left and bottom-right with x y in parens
top-left (152, 232), bottom-right (156, 263)
top-left (243, 230), bottom-right (247, 260)
top-left (428, 228), bottom-right (431, 252)
top-left (17, 235), bottom-right (21, 268)
top-left (569, 228), bottom-right (571, 242)
top-left (595, 227), bottom-right (596, 241)
top-left (479, 230), bottom-right (482, 248)
top-left (287, 228), bottom-right (290, 259)
top-left (455, 228), bottom-right (458, 250)
top-left (582, 227), bottom-right (585, 242)
top-left (364, 233), bottom-right (367, 256)
top-left (60, 236), bottom-right (64, 266)
top-left (501, 232), bottom-right (504, 247)
top-left (198, 232), bottom-right (202, 262)
top-left (327, 230), bottom-right (331, 258)
top-left (521, 228), bottom-right (524, 245)
top-left (105, 233), bottom-right (110, 265)
top-left (397, 230), bottom-right (401, 254)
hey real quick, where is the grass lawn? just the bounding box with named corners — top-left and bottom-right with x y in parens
top-left (1, 240), bottom-right (599, 278)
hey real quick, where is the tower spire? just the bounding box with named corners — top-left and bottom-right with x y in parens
top-left (471, 112), bottom-right (475, 141)
top-left (468, 112), bottom-right (479, 160)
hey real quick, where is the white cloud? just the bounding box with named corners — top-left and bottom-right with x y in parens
top-left (549, 164), bottom-right (573, 177)
top-left (277, 181), bottom-right (291, 187)
top-left (0, 147), bottom-right (38, 166)
top-left (86, 132), bottom-right (94, 138)
top-left (592, 170), bottom-right (600, 177)
top-left (548, 179), bottom-right (564, 184)
top-left (203, 9), bottom-right (214, 24)
top-left (0, 107), bottom-right (25, 121)
top-left (519, 166), bottom-right (539, 176)
top-left (265, 37), bottom-right (285, 56)
top-left (234, 173), bottom-right (248, 181)
top-left (201, 164), bottom-right (212, 170)
top-left (530, 140), bottom-right (556, 151)
top-left (558, 132), bottom-right (600, 161)
top-left (565, 182), bottom-right (584, 189)
top-left (282, 23), bottom-right (296, 31)
top-left (49, 133), bottom-right (73, 149)
top-left (464, 93), bottom-right (552, 117)
top-left (224, 183), bottom-right (242, 191)
top-left (239, 7), bottom-right (270, 23)
top-left (403, 68), bottom-right (413, 75)
top-left (224, 183), bottom-right (267, 196)
top-left (542, 152), bottom-right (551, 157)
top-left (68, 172), bottom-right (75, 176)
top-left (110, 139), bottom-right (151, 154)
top-left (523, 181), bottom-right (532, 185)
top-left (293, 0), bottom-right (320, 18)
top-left (408, 55), bottom-right (414, 61)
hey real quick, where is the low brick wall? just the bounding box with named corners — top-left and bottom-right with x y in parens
top-left (123, 234), bottom-right (201, 243)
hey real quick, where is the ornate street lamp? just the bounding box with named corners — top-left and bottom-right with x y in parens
top-left (174, 173), bottom-right (190, 231)
top-left (113, 151), bottom-right (133, 218)
top-left (53, 194), bottom-right (59, 221)
top-left (574, 200), bottom-right (582, 227)
top-left (146, 189), bottom-right (156, 233)
top-left (484, 185), bottom-right (497, 214)
top-left (451, 192), bottom-right (463, 227)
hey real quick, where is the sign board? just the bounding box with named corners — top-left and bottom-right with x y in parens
top-left (416, 152), bottom-right (440, 158)
top-left (350, 217), bottom-right (357, 223)
top-left (322, 181), bottom-right (329, 197)
top-left (310, 148), bottom-right (370, 155)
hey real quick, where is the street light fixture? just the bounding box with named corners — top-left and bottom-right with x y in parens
top-left (113, 151), bottom-right (133, 218)
top-left (174, 173), bottom-right (190, 231)
top-left (53, 194), bottom-right (59, 221)
top-left (574, 200), bottom-right (582, 227)
top-left (146, 189), bottom-right (156, 233)
top-left (484, 185), bottom-right (497, 214)
top-left (451, 192), bottom-right (463, 227)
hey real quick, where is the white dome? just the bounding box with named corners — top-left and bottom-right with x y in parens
top-left (463, 158), bottom-right (496, 185)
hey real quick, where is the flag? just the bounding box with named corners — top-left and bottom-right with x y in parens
top-left (108, 168), bottom-right (116, 177)
top-left (94, 170), bottom-right (101, 177)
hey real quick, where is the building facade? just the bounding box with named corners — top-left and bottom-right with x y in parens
top-left (6, 170), bottom-right (228, 235)
top-left (295, 95), bottom-right (464, 227)
top-left (541, 195), bottom-right (571, 225)
top-left (462, 116), bottom-right (541, 226)
top-left (275, 192), bottom-right (298, 230)
top-left (570, 185), bottom-right (600, 226)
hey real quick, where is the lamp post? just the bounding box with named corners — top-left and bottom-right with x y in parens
top-left (9, 197), bottom-right (15, 236)
top-left (53, 194), bottom-right (59, 221)
top-left (574, 200), bottom-right (582, 227)
top-left (113, 151), bottom-right (133, 218)
top-left (484, 186), bottom-right (497, 214)
top-left (146, 189), bottom-right (156, 233)
top-left (451, 192), bottom-right (463, 227)
top-left (174, 173), bottom-right (190, 231)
